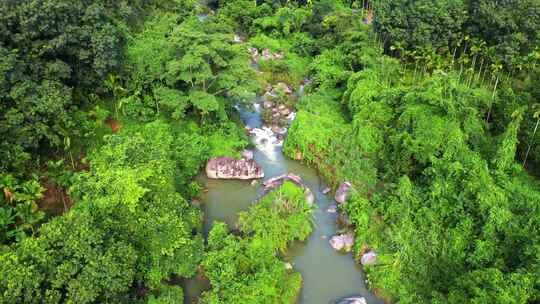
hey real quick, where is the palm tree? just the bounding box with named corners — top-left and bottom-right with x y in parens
top-left (486, 63), bottom-right (502, 123)
top-left (523, 105), bottom-right (540, 168)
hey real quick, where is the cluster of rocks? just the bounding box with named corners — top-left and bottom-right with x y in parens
top-left (262, 173), bottom-right (315, 204)
top-left (248, 47), bottom-right (284, 63)
top-left (328, 181), bottom-right (355, 253)
top-left (205, 150), bottom-right (263, 180)
top-left (325, 181), bottom-right (378, 267)
top-left (262, 82), bottom-right (295, 130)
top-left (329, 232), bottom-right (354, 253)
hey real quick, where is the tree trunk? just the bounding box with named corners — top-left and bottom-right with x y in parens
top-left (523, 117), bottom-right (540, 168)
top-left (486, 75), bottom-right (499, 122)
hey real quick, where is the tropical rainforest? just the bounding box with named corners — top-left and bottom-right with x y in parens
top-left (0, 0), bottom-right (539, 303)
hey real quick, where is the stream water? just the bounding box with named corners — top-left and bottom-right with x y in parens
top-left (184, 95), bottom-right (382, 304)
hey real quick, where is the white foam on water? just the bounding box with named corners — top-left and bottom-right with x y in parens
top-left (253, 102), bottom-right (261, 113)
top-left (249, 127), bottom-right (283, 160)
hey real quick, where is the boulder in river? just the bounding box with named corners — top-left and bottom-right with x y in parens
top-left (335, 181), bottom-right (352, 204)
top-left (322, 187), bottom-right (331, 194)
top-left (263, 173), bottom-right (303, 189)
top-left (327, 204), bottom-right (337, 213)
top-left (334, 296), bottom-right (367, 304)
top-left (360, 250), bottom-right (377, 266)
top-left (206, 157), bottom-right (264, 180)
top-left (262, 173), bottom-right (314, 204)
top-left (329, 232), bottom-right (354, 253)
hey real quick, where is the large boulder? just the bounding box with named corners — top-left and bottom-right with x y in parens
top-left (329, 233), bottom-right (354, 253)
top-left (263, 173), bottom-right (303, 189)
top-left (335, 181), bottom-right (352, 204)
top-left (206, 157), bottom-right (264, 180)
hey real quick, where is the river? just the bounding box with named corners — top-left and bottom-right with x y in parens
top-left (184, 93), bottom-right (381, 303)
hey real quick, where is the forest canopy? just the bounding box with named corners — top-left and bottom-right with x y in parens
top-left (1, 0), bottom-right (539, 303)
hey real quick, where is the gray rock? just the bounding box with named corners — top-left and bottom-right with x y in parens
top-left (335, 181), bottom-right (352, 204)
top-left (263, 100), bottom-right (274, 109)
top-left (304, 188), bottom-right (315, 204)
top-left (206, 157), bottom-right (264, 180)
top-left (322, 187), bottom-right (331, 194)
top-left (334, 296), bottom-right (367, 304)
top-left (360, 251), bottom-right (377, 266)
top-left (327, 204), bottom-right (337, 213)
top-left (329, 233), bottom-right (354, 253)
top-left (262, 173), bottom-right (314, 204)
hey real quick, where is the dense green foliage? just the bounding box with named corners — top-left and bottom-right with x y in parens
top-left (0, 1), bottom-right (248, 302)
top-left (122, 11), bottom-right (258, 121)
top-left (0, 121), bottom-right (204, 303)
top-left (373, 0), bottom-right (540, 68)
top-left (0, 0), bottom-right (150, 172)
top-left (275, 1), bottom-right (540, 303)
top-left (1, 0), bottom-right (539, 303)
top-left (201, 181), bottom-right (312, 303)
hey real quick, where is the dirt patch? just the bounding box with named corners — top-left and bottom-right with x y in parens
top-left (106, 118), bottom-right (122, 133)
top-left (38, 179), bottom-right (73, 215)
